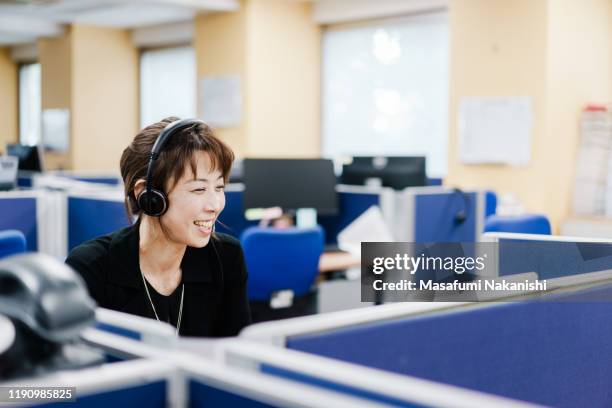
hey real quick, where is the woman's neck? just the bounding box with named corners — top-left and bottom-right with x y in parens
top-left (138, 217), bottom-right (186, 278)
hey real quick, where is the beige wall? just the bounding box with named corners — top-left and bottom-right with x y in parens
top-left (195, 0), bottom-right (320, 158)
top-left (195, 5), bottom-right (248, 155)
top-left (71, 25), bottom-right (139, 171)
top-left (446, 0), bottom-right (612, 231)
top-left (543, 0), bottom-right (612, 226)
top-left (0, 48), bottom-right (18, 149)
top-left (246, 0), bottom-right (321, 157)
top-left (38, 26), bottom-right (139, 171)
top-left (39, 31), bottom-right (72, 169)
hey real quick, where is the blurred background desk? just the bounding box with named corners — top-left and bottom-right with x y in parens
top-left (318, 251), bottom-right (360, 274)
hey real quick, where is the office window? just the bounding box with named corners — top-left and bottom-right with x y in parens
top-left (19, 62), bottom-right (41, 146)
top-left (322, 12), bottom-right (449, 176)
top-left (140, 46), bottom-right (196, 128)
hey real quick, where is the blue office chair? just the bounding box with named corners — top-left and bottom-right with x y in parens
top-left (241, 226), bottom-right (324, 322)
top-left (0, 230), bottom-right (27, 259)
top-left (484, 214), bottom-right (551, 235)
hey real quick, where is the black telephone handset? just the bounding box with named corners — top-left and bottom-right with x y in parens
top-left (0, 253), bottom-right (101, 379)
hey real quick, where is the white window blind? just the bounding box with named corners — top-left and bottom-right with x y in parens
top-left (140, 46), bottom-right (196, 128)
top-left (19, 62), bottom-right (41, 146)
top-left (322, 12), bottom-right (449, 177)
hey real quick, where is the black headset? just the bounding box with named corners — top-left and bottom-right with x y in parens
top-left (136, 118), bottom-right (225, 288)
top-left (137, 118), bottom-right (205, 217)
top-left (452, 188), bottom-right (471, 225)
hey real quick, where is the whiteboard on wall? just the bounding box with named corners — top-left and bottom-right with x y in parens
top-left (42, 108), bottom-right (70, 153)
top-left (199, 75), bottom-right (242, 128)
top-left (458, 97), bottom-right (533, 165)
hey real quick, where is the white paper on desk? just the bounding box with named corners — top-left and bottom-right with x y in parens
top-left (337, 205), bottom-right (393, 257)
top-left (459, 97), bottom-right (532, 165)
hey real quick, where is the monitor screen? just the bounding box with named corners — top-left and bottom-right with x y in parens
top-left (243, 159), bottom-right (338, 214)
top-left (341, 156), bottom-right (426, 190)
top-left (6, 144), bottom-right (44, 172)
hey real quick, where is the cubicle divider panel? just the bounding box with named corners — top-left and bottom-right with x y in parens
top-left (37, 190), bottom-right (67, 259)
top-left (497, 237), bottom-right (612, 279)
top-left (188, 380), bottom-right (275, 408)
top-left (43, 170), bottom-right (122, 186)
top-left (258, 365), bottom-right (424, 408)
top-left (217, 185), bottom-right (258, 239)
top-left (413, 190), bottom-right (479, 242)
top-left (285, 284), bottom-right (612, 407)
top-left (219, 340), bottom-right (533, 408)
top-left (220, 184), bottom-right (390, 244)
top-left (0, 192), bottom-right (39, 251)
top-left (67, 194), bottom-right (131, 252)
top-left (3, 359), bottom-right (175, 407)
top-left (37, 381), bottom-right (167, 408)
top-left (318, 185), bottom-right (386, 245)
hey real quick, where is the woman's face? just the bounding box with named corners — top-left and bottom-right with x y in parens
top-left (160, 151), bottom-right (226, 248)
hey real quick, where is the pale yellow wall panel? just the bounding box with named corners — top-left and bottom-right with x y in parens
top-left (39, 32), bottom-right (72, 169)
top-left (447, 0), bottom-right (612, 231)
top-left (0, 48), bottom-right (18, 148)
top-left (71, 25), bottom-right (139, 172)
top-left (447, 0), bottom-right (550, 219)
top-left (245, 0), bottom-right (321, 157)
top-left (195, 7), bottom-right (248, 156)
top-left (543, 0), bottom-right (612, 226)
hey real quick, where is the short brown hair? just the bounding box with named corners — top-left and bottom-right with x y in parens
top-left (120, 116), bottom-right (234, 219)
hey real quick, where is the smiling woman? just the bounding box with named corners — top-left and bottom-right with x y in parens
top-left (65, 117), bottom-right (251, 337)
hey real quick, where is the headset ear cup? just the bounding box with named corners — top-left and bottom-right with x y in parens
top-left (137, 189), bottom-right (168, 217)
top-left (454, 211), bottom-right (467, 224)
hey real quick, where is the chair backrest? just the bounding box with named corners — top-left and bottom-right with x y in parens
top-left (485, 190), bottom-right (497, 217)
top-left (241, 226), bottom-right (324, 301)
top-left (484, 214), bottom-right (551, 235)
top-left (0, 229), bottom-right (26, 259)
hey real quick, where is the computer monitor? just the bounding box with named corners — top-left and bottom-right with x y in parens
top-left (6, 144), bottom-right (44, 173)
top-left (243, 159), bottom-right (338, 214)
top-left (340, 156), bottom-right (426, 190)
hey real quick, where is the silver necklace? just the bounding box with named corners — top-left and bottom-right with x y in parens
top-left (140, 271), bottom-right (184, 337)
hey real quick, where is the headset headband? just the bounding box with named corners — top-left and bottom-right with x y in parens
top-left (145, 118), bottom-right (205, 195)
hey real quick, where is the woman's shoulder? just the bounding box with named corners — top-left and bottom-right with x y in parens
top-left (66, 234), bottom-right (112, 264)
top-left (212, 232), bottom-right (241, 249)
top-left (66, 226), bottom-right (133, 268)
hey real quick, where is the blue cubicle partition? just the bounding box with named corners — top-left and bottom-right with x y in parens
top-left (484, 233), bottom-right (612, 280)
top-left (47, 171), bottom-right (122, 186)
top-left (5, 359), bottom-right (172, 408)
top-left (17, 175), bottom-right (33, 188)
top-left (280, 282), bottom-right (612, 408)
top-left (216, 185), bottom-right (258, 238)
top-left (94, 308), bottom-right (176, 346)
top-left (394, 187), bottom-right (486, 242)
top-left (74, 328), bottom-right (389, 408)
top-left (426, 177), bottom-right (443, 186)
top-left (68, 193), bottom-right (131, 251)
top-left (485, 190), bottom-right (497, 217)
top-left (219, 184), bottom-right (393, 244)
top-left (0, 192), bottom-right (39, 251)
top-left (39, 381), bottom-right (166, 408)
top-left (318, 185), bottom-right (393, 245)
top-left (220, 340), bottom-right (530, 408)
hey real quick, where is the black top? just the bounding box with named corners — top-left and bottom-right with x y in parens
top-left (65, 225), bottom-right (251, 337)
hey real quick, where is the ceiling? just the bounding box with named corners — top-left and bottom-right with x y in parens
top-left (0, 0), bottom-right (445, 47)
top-left (0, 0), bottom-right (240, 45)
